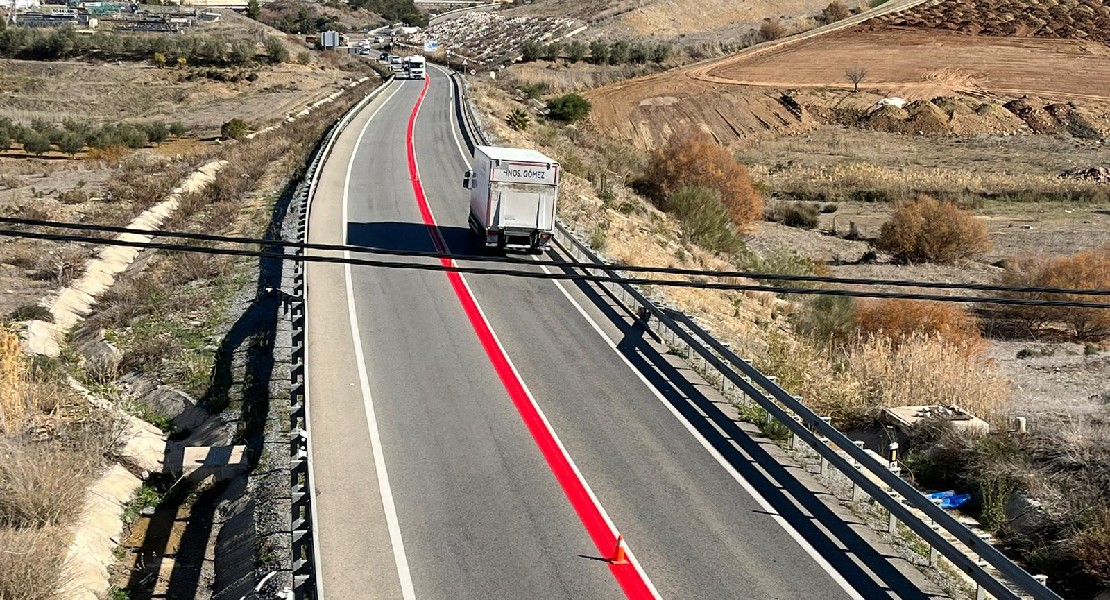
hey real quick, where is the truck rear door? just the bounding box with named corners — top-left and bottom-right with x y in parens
top-left (494, 185), bottom-right (555, 230)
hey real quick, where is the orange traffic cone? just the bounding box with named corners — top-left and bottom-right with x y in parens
top-left (612, 534), bottom-right (628, 565)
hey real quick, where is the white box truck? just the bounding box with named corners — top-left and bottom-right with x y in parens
top-left (462, 146), bottom-right (559, 253)
top-left (402, 55), bottom-right (426, 79)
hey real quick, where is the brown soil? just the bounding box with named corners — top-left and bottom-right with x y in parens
top-left (866, 0), bottom-right (1110, 44)
top-left (586, 26), bottom-right (1110, 148)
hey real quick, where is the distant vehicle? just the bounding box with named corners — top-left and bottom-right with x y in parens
top-left (389, 55), bottom-right (404, 72)
top-left (402, 55), bottom-right (426, 80)
top-left (462, 146), bottom-right (559, 253)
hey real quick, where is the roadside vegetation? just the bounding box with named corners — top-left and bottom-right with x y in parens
top-left (0, 330), bottom-right (122, 600)
top-left (0, 27), bottom-right (290, 65)
top-left (472, 72), bottom-right (1109, 595)
top-left (0, 117), bottom-right (187, 157)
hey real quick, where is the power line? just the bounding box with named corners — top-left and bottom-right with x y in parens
top-left (3, 226), bottom-right (1108, 309)
top-left (3, 216), bottom-right (1108, 298)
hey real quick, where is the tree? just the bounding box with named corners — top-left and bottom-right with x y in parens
top-left (144, 121), bottom-right (168, 145)
top-left (247, 0), bottom-right (261, 20)
top-left (520, 40), bottom-right (541, 62)
top-left (876, 196), bottom-right (990, 263)
top-left (845, 65), bottom-right (868, 92)
top-left (506, 108), bottom-right (530, 131)
top-left (21, 131), bottom-right (51, 156)
top-left (566, 40), bottom-right (586, 63)
top-left (641, 131), bottom-right (763, 228)
top-left (542, 41), bottom-right (561, 62)
top-left (608, 40), bottom-right (629, 65)
top-left (0, 128), bottom-right (10, 151)
top-left (168, 122), bottom-right (187, 137)
top-left (822, 0), bottom-right (851, 23)
top-left (58, 131), bottom-right (85, 158)
top-left (588, 40), bottom-right (609, 65)
top-left (221, 118), bottom-right (249, 140)
top-left (546, 93), bottom-right (591, 123)
top-left (152, 52), bottom-right (167, 68)
top-left (629, 43), bottom-right (648, 64)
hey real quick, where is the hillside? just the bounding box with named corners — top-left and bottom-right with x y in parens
top-left (507, 0), bottom-right (836, 39)
top-left (865, 0), bottom-right (1110, 42)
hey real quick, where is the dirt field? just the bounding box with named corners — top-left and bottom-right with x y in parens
top-left (706, 28), bottom-right (1110, 102)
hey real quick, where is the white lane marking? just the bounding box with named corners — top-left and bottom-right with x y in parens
top-left (415, 73), bottom-right (662, 598)
top-left (539, 265), bottom-right (865, 600)
top-left (431, 64), bottom-right (473, 167)
top-left (338, 82), bottom-right (418, 600)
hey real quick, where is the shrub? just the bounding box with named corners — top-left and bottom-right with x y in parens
top-left (0, 128), bottom-right (9, 151)
top-left (767, 201), bottom-right (820, 228)
top-left (796, 295), bottom-right (857, 345)
top-left (629, 43), bottom-right (648, 64)
top-left (520, 40), bottom-right (541, 62)
top-left (221, 118), bottom-right (249, 140)
top-left (168, 121), bottom-right (187, 137)
top-left (506, 108), bottom-right (530, 131)
top-left (296, 50), bottom-right (311, 65)
top-left (143, 121), bottom-right (169, 145)
top-left (651, 42), bottom-right (671, 63)
top-left (542, 41), bottom-right (561, 62)
top-left (546, 93), bottom-right (591, 123)
top-left (856, 298), bottom-right (984, 352)
top-left (822, 0), bottom-right (851, 22)
top-left (759, 19), bottom-right (786, 41)
top-left (0, 441), bottom-right (94, 527)
top-left (641, 131), bottom-right (763, 228)
top-left (663, 186), bottom-right (746, 255)
top-left (876, 195), bottom-right (991, 263)
top-left (117, 125), bottom-right (148, 149)
top-left (264, 36), bottom-right (289, 64)
top-left (152, 51), bottom-right (167, 68)
top-left (999, 245), bottom-right (1110, 341)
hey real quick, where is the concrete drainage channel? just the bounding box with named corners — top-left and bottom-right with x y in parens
top-left (447, 71), bottom-right (1062, 600)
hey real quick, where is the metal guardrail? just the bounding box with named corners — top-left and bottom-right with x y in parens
top-left (445, 70), bottom-right (1061, 600)
top-left (289, 76), bottom-right (395, 600)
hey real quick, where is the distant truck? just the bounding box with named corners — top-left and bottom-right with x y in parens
top-left (389, 55), bottom-right (404, 73)
top-left (402, 55), bottom-right (426, 80)
top-left (463, 146), bottom-right (560, 253)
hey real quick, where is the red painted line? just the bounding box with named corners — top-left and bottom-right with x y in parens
top-left (404, 75), bottom-right (657, 599)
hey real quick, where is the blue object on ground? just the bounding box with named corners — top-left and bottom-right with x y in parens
top-left (927, 490), bottom-right (970, 509)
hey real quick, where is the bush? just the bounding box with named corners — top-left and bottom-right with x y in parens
top-left (143, 121), bottom-right (168, 145)
top-left (876, 195), bottom-right (991, 263)
top-left (520, 40), bottom-right (541, 62)
top-left (542, 41), bottom-right (561, 62)
top-left (296, 50), bottom-right (311, 65)
top-left (641, 131), bottom-right (763, 228)
top-left (566, 40), bottom-right (586, 63)
top-left (0, 441), bottom-right (94, 527)
top-left (663, 186), bottom-right (746, 255)
top-left (0, 128), bottom-right (9, 151)
top-left (796, 295), bottom-right (857, 345)
top-left (822, 0), bottom-right (851, 22)
top-left (651, 42), bottom-right (671, 63)
top-left (759, 19), bottom-right (786, 41)
top-left (221, 118), bottom-right (249, 140)
top-left (0, 527), bottom-right (66, 600)
top-left (506, 108), bottom-right (530, 131)
top-left (264, 36), bottom-right (289, 64)
top-left (999, 245), bottom-right (1110, 341)
top-left (608, 40), bottom-right (629, 65)
top-left (767, 201), bottom-right (820, 228)
top-left (856, 298), bottom-right (984, 352)
top-left (546, 93), bottom-right (591, 123)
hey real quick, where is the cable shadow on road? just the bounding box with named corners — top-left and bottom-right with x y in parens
top-left (561, 273), bottom-right (939, 600)
top-left (347, 220), bottom-right (476, 256)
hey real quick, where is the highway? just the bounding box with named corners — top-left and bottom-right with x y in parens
top-left (304, 70), bottom-right (940, 599)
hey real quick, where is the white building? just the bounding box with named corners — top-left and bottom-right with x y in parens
top-left (1, 0), bottom-right (42, 8)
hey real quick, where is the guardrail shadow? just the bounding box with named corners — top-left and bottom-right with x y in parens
top-left (561, 272), bottom-right (942, 600)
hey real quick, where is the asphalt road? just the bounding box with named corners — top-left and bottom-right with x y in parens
top-left (305, 70), bottom-right (939, 599)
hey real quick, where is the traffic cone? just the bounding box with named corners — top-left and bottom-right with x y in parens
top-left (612, 535), bottom-right (628, 565)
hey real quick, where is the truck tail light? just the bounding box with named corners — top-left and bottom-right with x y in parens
top-left (538, 232), bottom-right (552, 240)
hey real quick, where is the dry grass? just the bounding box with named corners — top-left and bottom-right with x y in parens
top-left (750, 161), bottom-right (1110, 204)
top-left (855, 298), bottom-right (985, 353)
top-left (0, 332), bottom-right (26, 434)
top-left (845, 332), bottom-right (1010, 420)
top-left (0, 526), bottom-right (67, 600)
top-left (0, 441), bottom-right (96, 529)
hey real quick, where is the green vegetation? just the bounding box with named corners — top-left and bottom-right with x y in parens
top-left (221, 118), bottom-right (250, 141)
top-left (0, 27), bottom-right (287, 65)
top-left (546, 93), bottom-right (592, 123)
top-left (506, 108), bottom-right (530, 131)
top-left (661, 186), bottom-right (746, 255)
top-left (0, 117), bottom-right (188, 156)
top-left (348, 0), bottom-right (426, 26)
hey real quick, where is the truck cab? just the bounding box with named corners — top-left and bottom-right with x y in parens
top-left (403, 55), bottom-right (426, 80)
